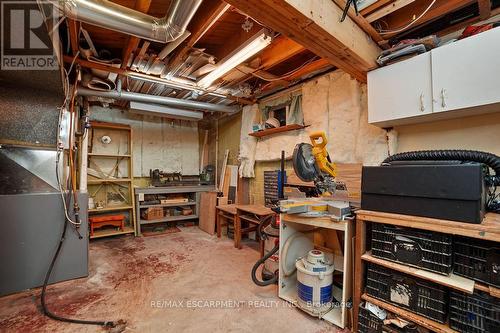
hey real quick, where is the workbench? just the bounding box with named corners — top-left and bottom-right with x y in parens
top-left (134, 185), bottom-right (216, 235)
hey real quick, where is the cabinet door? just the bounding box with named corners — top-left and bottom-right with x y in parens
top-left (432, 27), bottom-right (500, 113)
top-left (368, 52), bottom-right (433, 125)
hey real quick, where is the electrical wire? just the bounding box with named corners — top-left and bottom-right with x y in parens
top-left (239, 56), bottom-right (320, 82)
top-left (377, 0), bottom-right (437, 35)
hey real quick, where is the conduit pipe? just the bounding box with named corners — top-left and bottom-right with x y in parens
top-left (76, 86), bottom-right (240, 113)
top-left (49, 0), bottom-right (202, 43)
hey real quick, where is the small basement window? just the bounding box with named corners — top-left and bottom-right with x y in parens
top-left (260, 92), bottom-right (304, 128)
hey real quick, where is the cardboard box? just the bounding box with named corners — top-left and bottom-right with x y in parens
top-left (142, 207), bottom-right (163, 220)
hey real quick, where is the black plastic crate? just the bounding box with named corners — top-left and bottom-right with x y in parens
top-left (358, 305), bottom-right (383, 333)
top-left (453, 236), bottom-right (500, 288)
top-left (365, 263), bottom-right (448, 323)
top-left (449, 290), bottom-right (500, 333)
top-left (358, 305), bottom-right (430, 333)
top-left (371, 223), bottom-right (453, 275)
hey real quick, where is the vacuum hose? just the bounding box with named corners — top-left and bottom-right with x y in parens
top-left (383, 149), bottom-right (500, 185)
top-left (251, 243), bottom-right (279, 286)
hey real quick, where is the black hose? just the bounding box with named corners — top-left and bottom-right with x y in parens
top-left (382, 149), bottom-right (500, 185)
top-left (251, 243), bottom-right (279, 287)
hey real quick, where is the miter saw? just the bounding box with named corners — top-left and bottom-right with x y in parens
top-left (292, 131), bottom-right (338, 195)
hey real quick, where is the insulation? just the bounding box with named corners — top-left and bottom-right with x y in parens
top-left (239, 71), bottom-right (395, 177)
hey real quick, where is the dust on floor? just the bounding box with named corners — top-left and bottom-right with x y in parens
top-left (0, 227), bottom-right (345, 333)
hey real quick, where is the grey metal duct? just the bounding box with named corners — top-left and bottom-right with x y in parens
top-left (76, 86), bottom-right (240, 113)
top-left (48, 0), bottom-right (202, 43)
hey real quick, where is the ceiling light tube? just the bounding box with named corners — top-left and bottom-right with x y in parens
top-left (197, 29), bottom-right (273, 89)
top-left (129, 101), bottom-right (204, 121)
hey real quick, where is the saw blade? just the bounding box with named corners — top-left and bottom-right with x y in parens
top-left (292, 143), bottom-right (321, 182)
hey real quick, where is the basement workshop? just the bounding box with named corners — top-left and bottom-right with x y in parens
top-left (1, 0), bottom-right (500, 332)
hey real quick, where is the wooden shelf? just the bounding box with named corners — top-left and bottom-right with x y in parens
top-left (89, 205), bottom-right (133, 213)
top-left (90, 226), bottom-right (135, 239)
top-left (361, 251), bottom-right (475, 294)
top-left (140, 214), bottom-right (198, 225)
top-left (248, 124), bottom-right (308, 138)
top-left (88, 153), bottom-right (131, 158)
top-left (139, 201), bottom-right (196, 208)
top-left (356, 210), bottom-right (500, 242)
top-left (88, 178), bottom-right (132, 184)
top-left (361, 294), bottom-right (458, 333)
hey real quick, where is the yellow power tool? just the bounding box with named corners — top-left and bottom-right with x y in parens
top-left (292, 131), bottom-right (337, 194)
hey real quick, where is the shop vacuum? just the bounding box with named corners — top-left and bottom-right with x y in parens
top-left (362, 150), bottom-right (500, 223)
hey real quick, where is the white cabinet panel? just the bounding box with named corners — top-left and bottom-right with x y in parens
top-left (432, 27), bottom-right (500, 113)
top-left (368, 52), bottom-right (433, 125)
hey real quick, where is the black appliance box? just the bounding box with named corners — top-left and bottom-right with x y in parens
top-left (361, 162), bottom-right (486, 224)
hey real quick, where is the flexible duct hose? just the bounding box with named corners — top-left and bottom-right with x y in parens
top-left (251, 243), bottom-right (279, 286)
top-left (382, 149), bottom-right (500, 185)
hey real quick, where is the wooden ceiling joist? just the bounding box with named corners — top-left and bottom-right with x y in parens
top-left (224, 0), bottom-right (381, 82)
top-left (478, 0), bottom-right (492, 19)
top-left (168, 0), bottom-right (230, 68)
top-left (258, 36), bottom-right (305, 70)
top-left (332, 0), bottom-right (386, 44)
top-left (366, 0), bottom-right (416, 23)
top-left (121, 0), bottom-right (152, 69)
top-left (68, 19), bottom-right (80, 56)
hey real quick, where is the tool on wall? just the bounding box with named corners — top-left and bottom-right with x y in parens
top-left (340, 0), bottom-right (359, 22)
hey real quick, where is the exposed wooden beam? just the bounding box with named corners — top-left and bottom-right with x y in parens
top-left (206, 22), bottom-right (263, 61)
top-left (332, 0), bottom-right (386, 44)
top-left (258, 37), bottom-right (305, 70)
top-left (224, 0), bottom-right (381, 82)
top-left (63, 55), bottom-right (255, 105)
top-left (366, 0), bottom-right (416, 23)
top-left (121, 0), bottom-right (152, 69)
top-left (169, 0), bottom-right (230, 68)
top-left (67, 19), bottom-right (79, 55)
top-left (478, 0), bottom-right (491, 19)
top-left (380, 0), bottom-right (476, 38)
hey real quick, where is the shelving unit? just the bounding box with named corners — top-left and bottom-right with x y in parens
top-left (279, 214), bottom-right (353, 329)
top-left (248, 124), bottom-right (308, 138)
top-left (353, 210), bottom-right (500, 333)
top-left (87, 121), bottom-right (136, 239)
top-left (135, 185), bottom-right (215, 236)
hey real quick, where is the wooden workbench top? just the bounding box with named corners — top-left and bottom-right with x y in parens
top-left (236, 204), bottom-right (275, 216)
top-left (356, 210), bottom-right (500, 242)
top-left (216, 204), bottom-right (238, 215)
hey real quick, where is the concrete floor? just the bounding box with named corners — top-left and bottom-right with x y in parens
top-left (0, 226), bottom-right (345, 333)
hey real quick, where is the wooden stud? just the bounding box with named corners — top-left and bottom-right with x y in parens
top-left (67, 19), bottom-right (79, 56)
top-left (478, 0), bottom-right (492, 19)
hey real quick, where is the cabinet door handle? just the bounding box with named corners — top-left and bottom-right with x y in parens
top-left (420, 93), bottom-right (425, 112)
top-left (441, 89), bottom-right (447, 108)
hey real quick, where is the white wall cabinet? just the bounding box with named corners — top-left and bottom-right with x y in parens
top-left (368, 53), bottom-right (433, 124)
top-left (368, 27), bottom-right (500, 127)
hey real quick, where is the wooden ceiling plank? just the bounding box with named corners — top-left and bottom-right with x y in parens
top-left (258, 37), bottom-right (305, 70)
top-left (121, 0), bottom-right (152, 69)
top-left (478, 0), bottom-right (492, 19)
top-left (380, 0), bottom-right (477, 37)
top-left (169, 1), bottom-right (230, 68)
top-left (360, 0), bottom-right (395, 16)
top-left (224, 0), bottom-right (380, 82)
top-left (366, 0), bottom-right (416, 23)
top-left (332, 0), bottom-right (386, 44)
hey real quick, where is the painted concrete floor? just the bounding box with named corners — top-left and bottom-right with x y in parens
top-left (0, 227), bottom-right (345, 333)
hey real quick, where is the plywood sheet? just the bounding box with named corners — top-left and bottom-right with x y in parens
top-left (198, 191), bottom-right (218, 235)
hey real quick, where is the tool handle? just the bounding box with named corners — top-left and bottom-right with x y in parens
top-left (309, 131), bottom-right (328, 148)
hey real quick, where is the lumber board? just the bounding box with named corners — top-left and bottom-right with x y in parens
top-left (198, 191), bottom-right (218, 235)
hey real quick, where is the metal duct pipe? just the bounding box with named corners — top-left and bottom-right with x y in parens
top-left (76, 86), bottom-right (239, 113)
top-left (49, 0), bottom-right (203, 43)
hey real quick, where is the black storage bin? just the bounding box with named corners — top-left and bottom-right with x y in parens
top-left (359, 305), bottom-right (383, 333)
top-left (449, 290), bottom-right (500, 333)
top-left (365, 263), bottom-right (448, 323)
top-left (361, 162), bottom-right (486, 224)
top-left (359, 305), bottom-right (430, 333)
top-left (371, 223), bottom-right (453, 275)
top-left (453, 236), bottom-right (500, 288)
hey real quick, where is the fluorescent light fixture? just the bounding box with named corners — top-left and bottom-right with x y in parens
top-left (129, 101), bottom-right (204, 121)
top-left (197, 29), bottom-right (273, 89)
